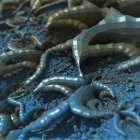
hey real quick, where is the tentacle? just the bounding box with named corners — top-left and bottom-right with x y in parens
top-left (114, 110), bottom-right (140, 136)
top-left (3, 16), bottom-right (28, 27)
top-left (46, 1), bottom-right (102, 28)
top-left (40, 84), bottom-right (74, 96)
top-left (5, 129), bottom-right (22, 140)
top-left (70, 85), bottom-right (114, 118)
top-left (99, 91), bottom-right (115, 101)
top-left (90, 81), bottom-right (115, 98)
top-left (117, 56), bottom-right (140, 71)
top-left (0, 0), bottom-right (23, 18)
top-left (10, 112), bottom-right (21, 127)
top-left (0, 50), bottom-right (42, 66)
top-left (8, 89), bottom-right (44, 125)
top-left (7, 87), bottom-right (31, 124)
top-left (19, 101), bottom-right (70, 140)
top-left (114, 112), bottom-right (126, 136)
top-left (18, 84), bottom-right (73, 139)
top-left (25, 40), bottom-right (71, 85)
top-left (72, 14), bottom-right (140, 76)
top-left (0, 114), bottom-right (15, 137)
top-left (34, 76), bottom-right (85, 93)
top-left (22, 108), bottom-right (44, 125)
top-left (86, 43), bottom-right (140, 61)
top-left (34, 73), bottom-right (101, 93)
top-left (0, 50), bottom-right (44, 85)
top-left (24, 51), bottom-right (48, 85)
top-left (0, 61), bottom-right (37, 77)
top-left (78, 43), bottom-right (140, 73)
top-left (7, 98), bottom-right (25, 124)
top-left (35, 0), bottom-right (67, 15)
top-left (12, 0), bottom-right (29, 15)
top-left (120, 110), bottom-right (140, 126)
top-left (47, 19), bottom-right (88, 31)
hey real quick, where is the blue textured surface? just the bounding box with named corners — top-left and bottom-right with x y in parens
top-left (1, 2), bottom-right (140, 140)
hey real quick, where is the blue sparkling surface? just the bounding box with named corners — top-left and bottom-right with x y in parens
top-left (1, 2), bottom-right (140, 140)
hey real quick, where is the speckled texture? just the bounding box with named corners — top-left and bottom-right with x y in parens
top-left (1, 1), bottom-right (140, 140)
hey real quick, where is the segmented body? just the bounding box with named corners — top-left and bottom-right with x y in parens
top-left (72, 15), bottom-right (140, 75)
top-left (46, 1), bottom-right (102, 28)
top-left (0, 0), bottom-right (24, 18)
top-left (18, 82), bottom-right (115, 139)
top-left (0, 114), bottom-right (15, 136)
top-left (34, 72), bottom-right (96, 92)
top-left (0, 61), bottom-right (37, 78)
top-left (0, 50), bottom-right (45, 85)
top-left (117, 56), bottom-right (140, 71)
top-left (18, 84), bottom-right (73, 140)
top-left (0, 50), bottom-right (42, 66)
top-left (113, 100), bottom-right (140, 136)
top-left (40, 84), bottom-right (74, 96)
top-left (1, 0), bottom-right (140, 139)
top-left (47, 19), bottom-right (88, 31)
top-left (35, 0), bottom-right (67, 15)
top-left (7, 87), bottom-right (43, 125)
top-left (79, 43), bottom-right (140, 63)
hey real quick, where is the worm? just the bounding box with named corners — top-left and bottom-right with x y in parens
top-left (7, 87), bottom-right (42, 125)
top-left (35, 0), bottom-right (67, 15)
top-left (70, 84), bottom-right (115, 118)
top-left (34, 76), bottom-right (85, 93)
top-left (0, 61), bottom-right (37, 78)
top-left (0, 114), bottom-right (15, 136)
top-left (46, 1), bottom-right (102, 28)
top-left (71, 14), bottom-right (140, 76)
top-left (34, 72), bottom-right (100, 93)
top-left (18, 85), bottom-right (73, 139)
top-left (47, 19), bottom-right (88, 31)
top-left (117, 56), bottom-right (140, 71)
top-left (114, 110), bottom-right (140, 136)
top-left (80, 43), bottom-right (140, 62)
top-left (0, 50), bottom-right (42, 66)
top-left (40, 84), bottom-right (74, 96)
top-left (24, 50), bottom-right (48, 85)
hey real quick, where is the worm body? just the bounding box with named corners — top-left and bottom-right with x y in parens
top-left (46, 1), bottom-right (102, 28)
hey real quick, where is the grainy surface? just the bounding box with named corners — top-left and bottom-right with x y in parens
top-left (1, 0), bottom-right (140, 140)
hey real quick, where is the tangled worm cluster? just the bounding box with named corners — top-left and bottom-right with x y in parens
top-left (0, 0), bottom-right (140, 140)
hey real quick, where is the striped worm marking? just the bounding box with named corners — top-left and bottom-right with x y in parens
top-left (72, 15), bottom-right (140, 76)
top-left (47, 19), bottom-right (88, 31)
top-left (19, 83), bottom-right (116, 139)
top-left (114, 110), bottom-right (140, 136)
top-left (0, 114), bottom-right (15, 136)
top-left (40, 84), bottom-right (74, 96)
top-left (25, 40), bottom-right (71, 85)
top-left (46, 1), bottom-right (102, 28)
top-left (18, 85), bottom-right (73, 139)
top-left (117, 56), bottom-right (140, 71)
top-left (0, 61), bottom-right (37, 78)
top-left (0, 50), bottom-right (42, 66)
top-left (79, 43), bottom-right (140, 63)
